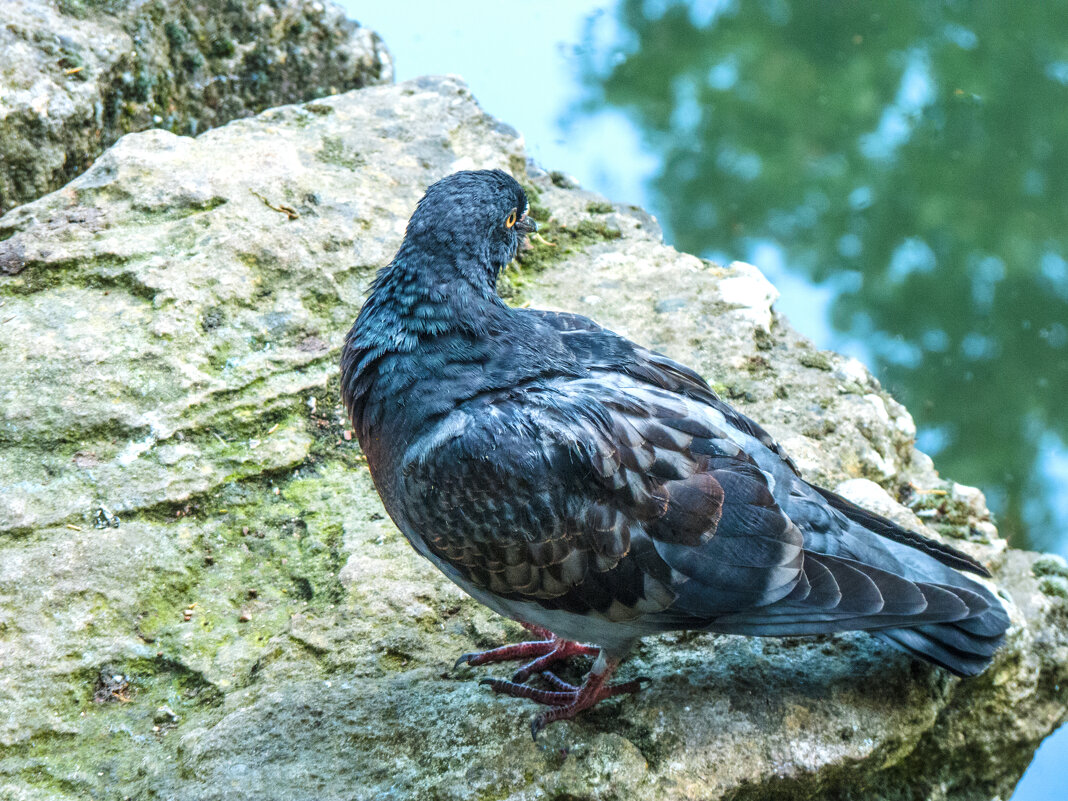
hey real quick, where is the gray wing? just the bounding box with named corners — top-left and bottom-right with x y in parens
top-left (397, 376), bottom-right (806, 627)
top-left (531, 308), bottom-right (800, 473)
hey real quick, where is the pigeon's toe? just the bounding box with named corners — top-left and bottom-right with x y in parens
top-left (452, 627), bottom-right (600, 683)
top-left (479, 655), bottom-right (644, 738)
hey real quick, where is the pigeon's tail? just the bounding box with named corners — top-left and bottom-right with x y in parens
top-left (697, 482), bottom-right (1012, 675)
top-left (873, 576), bottom-right (1010, 677)
top-left (799, 483), bottom-right (1011, 676)
top-left (703, 550), bottom-right (1010, 675)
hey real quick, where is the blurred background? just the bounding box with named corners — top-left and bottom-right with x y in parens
top-left (342, 2), bottom-right (1067, 796)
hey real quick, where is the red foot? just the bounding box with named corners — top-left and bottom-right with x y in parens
top-left (480, 655), bottom-right (648, 738)
top-left (453, 622), bottom-right (599, 683)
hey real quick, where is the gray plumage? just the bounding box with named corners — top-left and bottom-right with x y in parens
top-left (341, 170), bottom-right (1009, 720)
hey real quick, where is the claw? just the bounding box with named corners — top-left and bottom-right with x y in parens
top-left (510, 640), bottom-right (598, 683)
top-left (539, 671), bottom-right (576, 692)
top-left (518, 622), bottom-right (555, 639)
top-left (477, 656), bottom-right (648, 738)
top-left (453, 652), bottom-right (477, 670)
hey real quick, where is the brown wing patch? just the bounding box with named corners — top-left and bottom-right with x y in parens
top-left (646, 472), bottom-right (725, 545)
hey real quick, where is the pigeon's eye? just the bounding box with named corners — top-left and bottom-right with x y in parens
top-left (505, 209), bottom-right (517, 228)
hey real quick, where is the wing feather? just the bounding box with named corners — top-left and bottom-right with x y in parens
top-left (399, 373), bottom-right (802, 626)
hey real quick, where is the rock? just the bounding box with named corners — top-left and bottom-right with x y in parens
top-left (715, 260), bottom-right (778, 332)
top-left (951, 481), bottom-right (989, 519)
top-left (0, 76), bottom-right (1065, 801)
top-left (835, 478), bottom-right (928, 532)
top-left (1032, 554), bottom-right (1068, 579)
top-left (0, 0), bottom-right (392, 215)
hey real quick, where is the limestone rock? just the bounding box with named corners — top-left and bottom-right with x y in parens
top-left (0, 76), bottom-right (1065, 801)
top-left (0, 0), bottom-right (392, 214)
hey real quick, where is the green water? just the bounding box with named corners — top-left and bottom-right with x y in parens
top-left (349, 2), bottom-right (1066, 796)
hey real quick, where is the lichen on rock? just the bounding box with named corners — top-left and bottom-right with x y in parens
top-left (0, 76), bottom-right (1065, 801)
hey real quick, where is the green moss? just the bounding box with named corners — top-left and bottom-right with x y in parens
top-left (799, 350), bottom-right (833, 371)
top-left (723, 382), bottom-right (757, 403)
top-left (506, 154), bottom-right (529, 181)
top-left (744, 354), bottom-right (772, 374)
top-left (164, 20), bottom-right (188, 49)
top-left (316, 136), bottom-right (366, 170)
top-left (56, 53), bottom-right (84, 72)
top-left (519, 181), bottom-right (550, 222)
top-left (0, 648), bottom-right (227, 797)
top-left (182, 50), bottom-right (206, 73)
top-left (801, 418), bottom-right (837, 439)
top-left (1038, 575), bottom-right (1068, 599)
top-left (0, 255), bottom-right (140, 299)
top-left (754, 327), bottom-right (775, 351)
top-left (210, 36), bottom-right (236, 58)
top-left (586, 200), bottom-right (615, 214)
top-left (908, 489), bottom-right (983, 538)
top-left (549, 171), bottom-right (573, 188)
top-left (1032, 555), bottom-right (1068, 579)
top-left (930, 523), bottom-right (970, 540)
top-left (56, 0), bottom-right (124, 17)
top-left (498, 218), bottom-right (621, 303)
top-left (123, 459), bottom-right (359, 690)
top-left (84, 656), bottom-right (222, 708)
top-left (521, 219), bottom-right (621, 271)
top-left (133, 68), bottom-right (156, 103)
top-left (528, 201), bottom-right (551, 223)
top-left (56, 0), bottom-right (89, 17)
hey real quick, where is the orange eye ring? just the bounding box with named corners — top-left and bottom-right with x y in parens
top-left (505, 210), bottom-right (517, 228)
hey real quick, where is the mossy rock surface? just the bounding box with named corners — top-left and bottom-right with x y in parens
top-left (0, 0), bottom-right (392, 215)
top-left (0, 76), bottom-right (1066, 801)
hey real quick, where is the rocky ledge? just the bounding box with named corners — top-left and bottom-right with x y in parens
top-left (0, 76), bottom-right (1065, 801)
top-left (0, 0), bottom-right (392, 214)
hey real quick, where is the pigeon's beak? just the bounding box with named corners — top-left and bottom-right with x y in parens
top-left (515, 214), bottom-right (538, 235)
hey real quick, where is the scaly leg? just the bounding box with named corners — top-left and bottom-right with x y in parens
top-left (453, 621), bottom-right (599, 683)
top-left (480, 652), bottom-right (648, 739)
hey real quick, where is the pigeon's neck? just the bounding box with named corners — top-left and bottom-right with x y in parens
top-left (341, 247), bottom-right (508, 428)
top-left (361, 247), bottom-right (505, 338)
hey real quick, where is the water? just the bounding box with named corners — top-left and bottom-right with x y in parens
top-left (344, 2), bottom-right (1065, 796)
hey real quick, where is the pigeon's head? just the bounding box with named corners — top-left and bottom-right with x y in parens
top-left (404, 170), bottom-right (538, 277)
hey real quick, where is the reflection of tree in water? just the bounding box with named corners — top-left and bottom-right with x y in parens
top-left (579, 0), bottom-right (1068, 551)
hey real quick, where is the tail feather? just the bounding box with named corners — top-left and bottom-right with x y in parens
top-left (674, 475), bottom-right (1011, 675)
top-left (953, 608), bottom-right (1011, 637)
top-left (807, 482), bottom-right (992, 577)
top-left (875, 577), bottom-right (1009, 676)
top-left (776, 482), bottom-right (1012, 676)
top-left (708, 547), bottom-right (1010, 675)
top-left (875, 620), bottom-right (1005, 677)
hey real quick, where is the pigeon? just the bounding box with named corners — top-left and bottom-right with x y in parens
top-left (340, 169), bottom-right (1010, 738)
